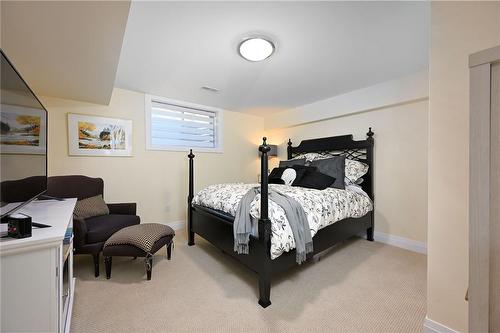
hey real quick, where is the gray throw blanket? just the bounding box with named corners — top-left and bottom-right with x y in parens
top-left (233, 187), bottom-right (313, 264)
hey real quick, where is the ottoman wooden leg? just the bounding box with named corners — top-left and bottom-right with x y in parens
top-left (105, 256), bottom-right (112, 279)
top-left (167, 242), bottom-right (172, 260)
top-left (145, 254), bottom-right (153, 280)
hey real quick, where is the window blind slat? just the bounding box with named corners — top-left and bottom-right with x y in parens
top-left (152, 138), bottom-right (215, 148)
top-left (151, 102), bottom-right (215, 118)
top-left (151, 131), bottom-right (214, 142)
top-left (151, 124), bottom-right (214, 135)
top-left (152, 107), bottom-right (212, 121)
top-left (151, 120), bottom-right (214, 132)
top-left (152, 112), bottom-right (214, 124)
top-left (151, 122), bottom-right (213, 133)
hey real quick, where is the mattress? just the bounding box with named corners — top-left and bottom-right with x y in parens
top-left (192, 183), bottom-right (373, 259)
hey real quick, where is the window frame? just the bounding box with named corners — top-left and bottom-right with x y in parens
top-left (145, 94), bottom-right (224, 153)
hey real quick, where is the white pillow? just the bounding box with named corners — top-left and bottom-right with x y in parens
top-left (281, 168), bottom-right (297, 186)
top-left (345, 159), bottom-right (369, 183)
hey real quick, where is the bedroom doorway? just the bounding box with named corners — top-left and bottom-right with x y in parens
top-left (469, 45), bottom-right (500, 333)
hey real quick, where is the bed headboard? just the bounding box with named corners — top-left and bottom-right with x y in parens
top-left (287, 128), bottom-right (374, 200)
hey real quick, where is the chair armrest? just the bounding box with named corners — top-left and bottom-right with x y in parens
top-left (72, 217), bottom-right (88, 248)
top-left (107, 203), bottom-right (137, 215)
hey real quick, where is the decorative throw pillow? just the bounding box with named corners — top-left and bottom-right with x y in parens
top-left (289, 165), bottom-right (316, 186)
top-left (269, 167), bottom-right (286, 179)
top-left (73, 195), bottom-right (109, 220)
top-left (280, 168), bottom-right (297, 186)
top-left (269, 165), bottom-right (313, 185)
top-left (345, 159), bottom-right (369, 183)
top-left (279, 158), bottom-right (306, 168)
top-left (310, 156), bottom-right (346, 189)
top-left (293, 170), bottom-right (336, 190)
top-left (293, 154), bottom-right (369, 185)
top-left (269, 177), bottom-right (285, 185)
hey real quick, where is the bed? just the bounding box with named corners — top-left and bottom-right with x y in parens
top-left (187, 128), bottom-right (375, 307)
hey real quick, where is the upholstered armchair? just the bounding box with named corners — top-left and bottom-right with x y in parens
top-left (47, 175), bottom-right (140, 277)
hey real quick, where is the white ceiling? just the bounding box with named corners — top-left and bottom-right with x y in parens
top-left (116, 1), bottom-right (429, 115)
top-left (1, 1), bottom-right (130, 105)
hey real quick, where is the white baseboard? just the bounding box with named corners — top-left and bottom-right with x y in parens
top-left (159, 220), bottom-right (185, 231)
top-left (423, 317), bottom-right (460, 333)
top-left (374, 231), bottom-right (427, 254)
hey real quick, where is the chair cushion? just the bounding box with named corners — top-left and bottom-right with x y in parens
top-left (85, 214), bottom-right (140, 244)
top-left (74, 195), bottom-right (109, 219)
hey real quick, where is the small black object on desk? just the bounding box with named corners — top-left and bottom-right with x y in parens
top-left (1, 213), bottom-right (32, 238)
top-left (1, 213), bottom-right (51, 239)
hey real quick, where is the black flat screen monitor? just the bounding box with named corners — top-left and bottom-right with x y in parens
top-left (0, 49), bottom-right (48, 218)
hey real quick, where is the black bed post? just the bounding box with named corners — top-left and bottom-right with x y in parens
top-left (366, 128), bottom-right (375, 242)
top-left (258, 137), bottom-right (272, 308)
top-left (287, 139), bottom-right (293, 160)
top-left (188, 149), bottom-right (195, 246)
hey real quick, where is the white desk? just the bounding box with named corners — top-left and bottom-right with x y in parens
top-left (1, 198), bottom-right (76, 333)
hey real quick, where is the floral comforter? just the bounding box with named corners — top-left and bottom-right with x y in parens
top-left (192, 183), bottom-right (373, 259)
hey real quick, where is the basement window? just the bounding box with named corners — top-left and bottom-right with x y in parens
top-left (145, 95), bottom-right (223, 152)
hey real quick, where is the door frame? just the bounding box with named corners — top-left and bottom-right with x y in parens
top-left (469, 45), bottom-right (500, 333)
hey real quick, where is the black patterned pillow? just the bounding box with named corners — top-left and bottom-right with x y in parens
top-left (73, 195), bottom-right (109, 219)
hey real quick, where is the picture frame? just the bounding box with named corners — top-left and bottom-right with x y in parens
top-left (67, 113), bottom-right (132, 156)
top-left (0, 104), bottom-right (47, 155)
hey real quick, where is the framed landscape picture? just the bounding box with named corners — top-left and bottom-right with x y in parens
top-left (68, 114), bottom-right (132, 156)
top-left (0, 105), bottom-right (47, 155)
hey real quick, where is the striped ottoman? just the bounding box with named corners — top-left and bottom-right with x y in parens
top-left (103, 223), bottom-right (174, 280)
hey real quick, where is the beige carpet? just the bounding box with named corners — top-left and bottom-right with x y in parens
top-left (70, 232), bottom-right (426, 333)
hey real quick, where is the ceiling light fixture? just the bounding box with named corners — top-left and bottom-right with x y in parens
top-left (238, 37), bottom-right (275, 62)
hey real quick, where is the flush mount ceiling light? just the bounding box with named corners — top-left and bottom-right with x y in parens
top-left (238, 37), bottom-right (275, 62)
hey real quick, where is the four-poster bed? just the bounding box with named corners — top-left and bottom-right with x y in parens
top-left (187, 128), bottom-right (375, 307)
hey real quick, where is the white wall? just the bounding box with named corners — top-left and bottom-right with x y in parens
top-left (265, 73), bottom-right (429, 245)
top-left (427, 2), bottom-right (500, 332)
top-left (41, 88), bottom-right (264, 225)
top-left (265, 70), bottom-right (428, 130)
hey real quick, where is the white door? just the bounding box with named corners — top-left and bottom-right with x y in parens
top-left (469, 45), bottom-right (500, 333)
top-left (490, 62), bottom-right (500, 333)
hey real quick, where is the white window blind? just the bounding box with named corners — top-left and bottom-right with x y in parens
top-left (146, 97), bottom-right (222, 151)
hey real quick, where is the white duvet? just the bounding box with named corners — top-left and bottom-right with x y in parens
top-left (192, 183), bottom-right (373, 259)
